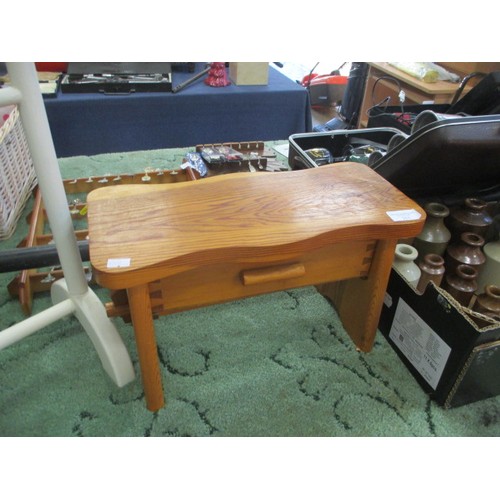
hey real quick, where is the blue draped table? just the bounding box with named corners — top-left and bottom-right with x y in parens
top-left (43, 64), bottom-right (312, 158)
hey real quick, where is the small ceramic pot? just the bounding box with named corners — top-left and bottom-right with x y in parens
top-left (413, 202), bottom-right (451, 260)
top-left (442, 264), bottom-right (478, 308)
top-left (477, 240), bottom-right (500, 292)
top-left (416, 253), bottom-right (445, 294)
top-left (445, 231), bottom-right (485, 275)
top-left (393, 243), bottom-right (421, 289)
top-left (447, 197), bottom-right (493, 242)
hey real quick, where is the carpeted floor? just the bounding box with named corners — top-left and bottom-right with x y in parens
top-left (1, 142), bottom-right (500, 437)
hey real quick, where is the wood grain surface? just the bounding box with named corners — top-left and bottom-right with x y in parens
top-left (87, 163), bottom-right (425, 289)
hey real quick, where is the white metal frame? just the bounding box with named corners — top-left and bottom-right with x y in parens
top-left (0, 63), bottom-right (135, 387)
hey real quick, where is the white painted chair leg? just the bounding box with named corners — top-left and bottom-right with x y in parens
top-left (0, 62), bottom-right (135, 390)
top-left (51, 279), bottom-right (135, 388)
top-left (0, 299), bottom-right (76, 350)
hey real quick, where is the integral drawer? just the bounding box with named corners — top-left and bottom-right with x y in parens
top-left (149, 239), bottom-right (377, 315)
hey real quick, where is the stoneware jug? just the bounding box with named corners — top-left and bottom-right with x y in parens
top-left (393, 243), bottom-right (421, 289)
top-left (473, 284), bottom-right (500, 317)
top-left (477, 239), bottom-right (500, 292)
top-left (412, 201), bottom-right (451, 260)
top-left (445, 231), bottom-right (486, 274)
top-left (442, 264), bottom-right (478, 308)
top-left (416, 253), bottom-right (445, 294)
top-left (447, 197), bottom-right (493, 241)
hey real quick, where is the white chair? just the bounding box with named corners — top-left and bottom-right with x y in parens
top-left (0, 63), bottom-right (135, 388)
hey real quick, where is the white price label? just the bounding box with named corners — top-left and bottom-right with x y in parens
top-left (386, 209), bottom-right (422, 222)
top-left (107, 258), bottom-right (131, 268)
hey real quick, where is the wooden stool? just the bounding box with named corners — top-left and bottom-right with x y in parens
top-left (87, 163), bottom-right (425, 411)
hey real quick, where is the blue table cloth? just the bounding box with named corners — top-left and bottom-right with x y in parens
top-left (44, 64), bottom-right (312, 158)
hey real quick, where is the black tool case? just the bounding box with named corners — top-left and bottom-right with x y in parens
top-left (371, 114), bottom-right (500, 201)
top-left (61, 62), bottom-right (172, 94)
top-left (289, 116), bottom-right (500, 203)
top-left (288, 127), bottom-right (405, 170)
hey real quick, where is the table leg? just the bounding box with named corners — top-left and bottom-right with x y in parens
top-left (127, 283), bottom-right (165, 411)
top-left (318, 239), bottom-right (397, 352)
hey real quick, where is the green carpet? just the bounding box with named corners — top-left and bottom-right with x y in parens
top-left (1, 142), bottom-right (500, 437)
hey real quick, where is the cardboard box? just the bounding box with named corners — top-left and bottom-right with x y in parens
top-left (379, 268), bottom-right (500, 408)
top-left (229, 63), bottom-right (269, 85)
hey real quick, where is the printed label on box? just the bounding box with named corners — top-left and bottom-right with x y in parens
top-left (389, 298), bottom-right (451, 389)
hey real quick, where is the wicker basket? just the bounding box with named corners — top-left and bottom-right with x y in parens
top-left (0, 105), bottom-right (38, 240)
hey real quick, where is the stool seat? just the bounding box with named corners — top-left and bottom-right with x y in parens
top-left (87, 163), bottom-right (425, 411)
top-left (88, 163), bottom-right (423, 289)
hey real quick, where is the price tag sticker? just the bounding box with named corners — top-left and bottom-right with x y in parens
top-left (386, 209), bottom-right (422, 222)
top-left (107, 258), bottom-right (131, 268)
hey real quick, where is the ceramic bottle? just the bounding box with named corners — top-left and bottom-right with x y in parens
top-left (412, 202), bottom-right (451, 260)
top-left (447, 197), bottom-right (493, 241)
top-left (473, 285), bottom-right (500, 317)
top-left (416, 253), bottom-right (445, 294)
top-left (477, 239), bottom-right (500, 291)
top-left (442, 264), bottom-right (478, 308)
top-left (392, 243), bottom-right (421, 289)
top-left (444, 231), bottom-right (486, 275)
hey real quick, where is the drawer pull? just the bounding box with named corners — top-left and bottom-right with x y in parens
top-left (242, 263), bottom-right (305, 286)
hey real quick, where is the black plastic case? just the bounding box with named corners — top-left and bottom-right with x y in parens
top-left (372, 115), bottom-right (500, 200)
top-left (289, 116), bottom-right (500, 203)
top-left (288, 127), bottom-right (405, 170)
top-left (61, 62), bottom-right (172, 94)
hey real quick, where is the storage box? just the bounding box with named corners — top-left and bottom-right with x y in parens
top-left (0, 105), bottom-right (37, 240)
top-left (229, 63), bottom-right (269, 85)
top-left (379, 268), bottom-right (500, 408)
top-left (61, 62), bottom-right (172, 93)
top-left (288, 128), bottom-right (405, 170)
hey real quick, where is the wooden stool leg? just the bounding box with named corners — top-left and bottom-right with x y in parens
top-left (318, 239), bottom-right (397, 352)
top-left (127, 284), bottom-right (165, 411)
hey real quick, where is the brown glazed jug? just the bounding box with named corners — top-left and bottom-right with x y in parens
top-left (412, 202), bottom-right (451, 260)
top-left (416, 253), bottom-right (445, 293)
top-left (447, 198), bottom-right (493, 242)
top-left (442, 264), bottom-right (478, 308)
top-left (444, 231), bottom-right (486, 275)
top-left (473, 285), bottom-right (500, 317)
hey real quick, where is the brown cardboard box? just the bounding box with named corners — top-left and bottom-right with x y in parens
top-left (379, 268), bottom-right (500, 408)
top-left (229, 63), bottom-right (269, 85)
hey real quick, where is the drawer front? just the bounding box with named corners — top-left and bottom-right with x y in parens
top-left (153, 239), bottom-right (376, 315)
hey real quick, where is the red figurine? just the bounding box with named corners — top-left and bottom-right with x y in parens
top-left (205, 62), bottom-right (231, 87)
